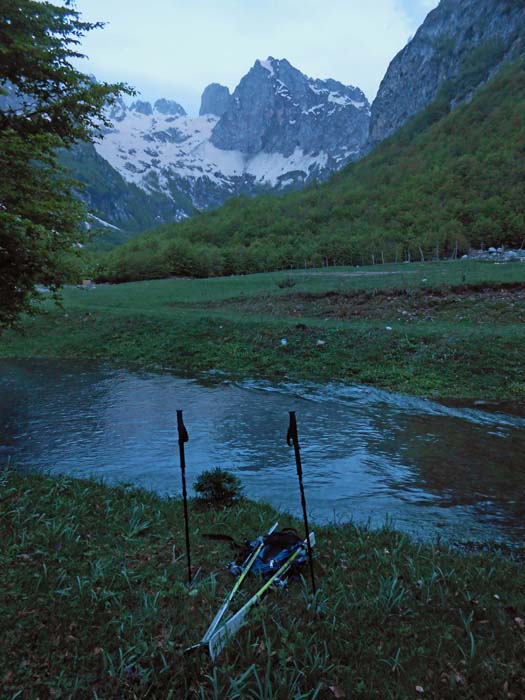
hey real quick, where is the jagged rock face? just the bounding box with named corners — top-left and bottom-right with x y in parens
top-left (126, 99), bottom-right (186, 118)
top-left (130, 100), bottom-right (153, 116)
top-left (369, 0), bottom-right (525, 146)
top-left (154, 98), bottom-right (187, 116)
top-left (107, 97), bottom-right (128, 123)
top-left (199, 83), bottom-right (231, 116)
top-left (212, 57), bottom-right (370, 163)
top-left (90, 57), bottom-right (370, 224)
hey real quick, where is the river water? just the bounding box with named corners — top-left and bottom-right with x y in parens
top-left (1, 359), bottom-right (524, 545)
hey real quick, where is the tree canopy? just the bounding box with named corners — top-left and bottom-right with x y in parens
top-left (0, 0), bottom-right (131, 328)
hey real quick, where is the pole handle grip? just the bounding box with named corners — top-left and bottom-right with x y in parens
top-left (177, 409), bottom-right (189, 444)
top-left (287, 410), bottom-right (298, 447)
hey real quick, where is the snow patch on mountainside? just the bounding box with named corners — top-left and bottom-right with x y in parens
top-left (87, 214), bottom-right (121, 230)
top-left (246, 147), bottom-right (328, 184)
top-left (90, 57), bottom-right (370, 215)
top-left (259, 58), bottom-right (275, 76)
top-left (309, 84), bottom-right (370, 112)
top-left (96, 111), bottom-right (222, 186)
top-left (95, 102), bottom-right (332, 194)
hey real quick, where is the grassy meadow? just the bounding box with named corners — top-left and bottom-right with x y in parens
top-left (2, 261), bottom-right (524, 697)
top-left (1, 469), bottom-right (524, 699)
top-left (1, 259), bottom-right (524, 401)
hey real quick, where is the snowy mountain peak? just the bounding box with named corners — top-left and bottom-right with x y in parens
top-left (154, 98), bottom-right (186, 117)
top-left (256, 56), bottom-right (286, 76)
top-left (251, 57), bottom-right (368, 111)
top-left (127, 99), bottom-right (186, 118)
top-left (93, 56), bottom-right (370, 220)
top-left (211, 56), bottom-right (370, 157)
top-left (130, 100), bottom-right (153, 116)
top-left (257, 57), bottom-right (275, 75)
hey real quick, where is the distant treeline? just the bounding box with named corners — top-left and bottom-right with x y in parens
top-left (99, 60), bottom-right (525, 283)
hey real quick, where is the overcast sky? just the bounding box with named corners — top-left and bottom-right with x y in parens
top-left (72, 0), bottom-right (439, 115)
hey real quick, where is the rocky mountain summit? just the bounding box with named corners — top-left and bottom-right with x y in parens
top-left (90, 57), bottom-right (370, 223)
top-left (369, 0), bottom-right (525, 146)
top-left (199, 83), bottom-right (230, 117)
top-left (211, 57), bottom-right (369, 160)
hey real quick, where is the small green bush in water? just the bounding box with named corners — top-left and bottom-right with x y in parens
top-left (193, 468), bottom-right (244, 504)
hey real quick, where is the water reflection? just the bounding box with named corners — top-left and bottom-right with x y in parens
top-left (0, 359), bottom-right (523, 545)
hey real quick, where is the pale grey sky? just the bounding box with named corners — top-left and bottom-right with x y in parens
top-left (72, 0), bottom-right (439, 114)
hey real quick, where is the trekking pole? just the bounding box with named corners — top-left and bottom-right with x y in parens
top-left (287, 411), bottom-right (316, 595)
top-left (176, 409), bottom-right (192, 586)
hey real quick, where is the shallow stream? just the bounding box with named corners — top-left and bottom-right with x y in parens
top-left (1, 359), bottom-right (524, 545)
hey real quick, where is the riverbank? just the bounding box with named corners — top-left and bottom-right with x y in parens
top-left (1, 261), bottom-right (524, 401)
top-left (1, 469), bottom-right (524, 699)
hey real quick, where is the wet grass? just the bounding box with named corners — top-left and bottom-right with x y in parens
top-left (1, 260), bottom-right (524, 401)
top-left (1, 469), bottom-right (524, 699)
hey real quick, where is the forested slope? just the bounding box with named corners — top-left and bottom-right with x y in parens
top-left (59, 143), bottom-right (194, 248)
top-left (102, 61), bottom-right (525, 281)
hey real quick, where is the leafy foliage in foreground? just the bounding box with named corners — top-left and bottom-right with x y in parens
top-left (103, 61), bottom-right (525, 282)
top-left (0, 0), bottom-right (129, 327)
top-left (1, 470), bottom-right (524, 698)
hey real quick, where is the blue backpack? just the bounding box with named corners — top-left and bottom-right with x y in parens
top-left (229, 528), bottom-right (307, 578)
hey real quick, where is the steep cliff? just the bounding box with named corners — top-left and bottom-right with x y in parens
top-left (212, 57), bottom-right (369, 163)
top-left (369, 0), bottom-right (525, 146)
top-left (199, 83), bottom-right (231, 117)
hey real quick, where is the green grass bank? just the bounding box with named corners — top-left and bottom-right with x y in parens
top-left (2, 260), bottom-right (524, 402)
top-left (1, 469), bottom-right (524, 699)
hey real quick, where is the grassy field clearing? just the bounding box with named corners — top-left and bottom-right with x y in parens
top-left (66, 260), bottom-right (525, 306)
top-left (1, 260), bottom-right (524, 401)
top-left (1, 470), bottom-right (524, 699)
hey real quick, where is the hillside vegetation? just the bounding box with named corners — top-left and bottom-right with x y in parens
top-left (101, 61), bottom-right (525, 282)
top-left (59, 143), bottom-right (194, 250)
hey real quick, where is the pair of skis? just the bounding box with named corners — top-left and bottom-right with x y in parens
top-left (185, 523), bottom-right (315, 660)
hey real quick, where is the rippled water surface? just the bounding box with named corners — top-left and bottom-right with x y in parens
top-left (1, 359), bottom-right (524, 545)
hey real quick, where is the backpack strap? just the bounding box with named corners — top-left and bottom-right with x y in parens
top-left (202, 533), bottom-right (245, 549)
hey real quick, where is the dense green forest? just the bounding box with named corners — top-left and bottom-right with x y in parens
top-left (101, 60), bottom-right (525, 282)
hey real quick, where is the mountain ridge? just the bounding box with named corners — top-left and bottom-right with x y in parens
top-left (76, 56), bottom-right (370, 232)
top-left (61, 0), bottom-right (525, 244)
top-left (100, 58), bottom-right (525, 280)
top-left (369, 0), bottom-right (525, 146)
